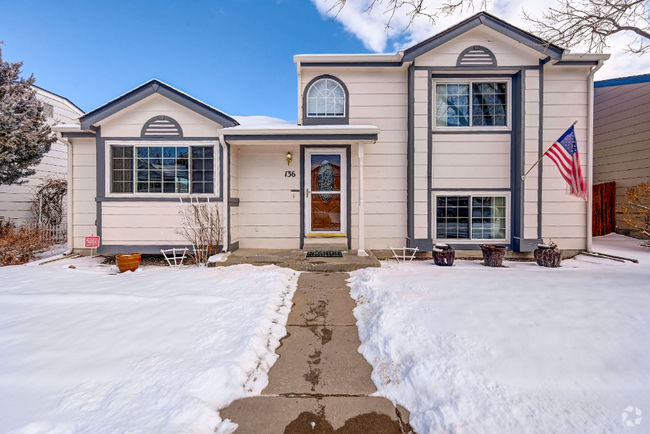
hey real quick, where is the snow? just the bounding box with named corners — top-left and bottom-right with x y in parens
top-left (0, 257), bottom-right (299, 433)
top-left (228, 116), bottom-right (378, 133)
top-left (232, 115), bottom-right (296, 128)
top-left (208, 252), bottom-right (231, 263)
top-left (348, 234), bottom-right (650, 433)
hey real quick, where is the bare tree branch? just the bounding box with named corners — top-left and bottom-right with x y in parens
top-left (326, 0), bottom-right (485, 33)
top-left (524, 0), bottom-right (650, 54)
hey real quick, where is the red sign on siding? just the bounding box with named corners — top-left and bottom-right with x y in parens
top-left (85, 236), bottom-right (100, 248)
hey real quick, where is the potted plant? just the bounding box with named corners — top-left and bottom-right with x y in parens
top-left (432, 243), bottom-right (455, 266)
top-left (480, 244), bottom-right (507, 267)
top-left (115, 253), bottom-right (141, 273)
top-left (534, 241), bottom-right (562, 267)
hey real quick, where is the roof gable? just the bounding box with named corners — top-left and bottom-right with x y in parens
top-left (403, 12), bottom-right (563, 62)
top-left (80, 79), bottom-right (238, 130)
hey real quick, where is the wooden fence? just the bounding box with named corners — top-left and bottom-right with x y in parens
top-left (593, 182), bottom-right (616, 237)
top-left (26, 221), bottom-right (67, 245)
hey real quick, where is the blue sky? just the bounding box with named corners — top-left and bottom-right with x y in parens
top-left (3, 0), bottom-right (649, 122)
top-left (0, 1), bottom-right (376, 121)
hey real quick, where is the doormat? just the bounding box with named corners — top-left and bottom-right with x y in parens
top-left (306, 251), bottom-right (343, 258)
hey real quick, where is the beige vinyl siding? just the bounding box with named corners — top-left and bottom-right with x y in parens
top-left (524, 69), bottom-right (541, 239)
top-left (237, 145), bottom-right (301, 249)
top-left (301, 67), bottom-right (408, 249)
top-left (101, 202), bottom-right (200, 246)
top-left (0, 87), bottom-right (83, 224)
top-left (415, 26), bottom-right (542, 67)
top-left (541, 66), bottom-right (589, 249)
top-left (229, 146), bottom-right (240, 246)
top-left (594, 81), bottom-right (650, 236)
top-left (98, 94), bottom-right (223, 137)
top-left (431, 135), bottom-right (510, 189)
top-left (413, 70), bottom-right (429, 239)
top-left (71, 138), bottom-right (97, 249)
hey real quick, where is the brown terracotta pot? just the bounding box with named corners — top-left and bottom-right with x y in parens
top-left (116, 253), bottom-right (141, 273)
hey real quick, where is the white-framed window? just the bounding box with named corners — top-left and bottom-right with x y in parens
top-left (107, 142), bottom-right (217, 196)
top-left (306, 78), bottom-right (345, 117)
top-left (434, 80), bottom-right (510, 129)
top-left (43, 103), bottom-right (54, 118)
top-left (434, 193), bottom-right (509, 241)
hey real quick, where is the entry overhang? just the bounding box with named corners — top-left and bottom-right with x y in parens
top-left (221, 124), bottom-right (379, 145)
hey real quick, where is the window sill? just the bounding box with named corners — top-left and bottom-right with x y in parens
top-left (435, 239), bottom-right (509, 244)
top-left (97, 195), bottom-right (222, 203)
top-left (432, 128), bottom-right (511, 133)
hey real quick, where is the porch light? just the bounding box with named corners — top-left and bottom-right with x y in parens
top-left (286, 151), bottom-right (292, 165)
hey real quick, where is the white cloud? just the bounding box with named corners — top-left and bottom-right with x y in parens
top-left (309, 0), bottom-right (650, 79)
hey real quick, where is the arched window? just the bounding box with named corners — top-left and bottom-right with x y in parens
top-left (306, 77), bottom-right (346, 117)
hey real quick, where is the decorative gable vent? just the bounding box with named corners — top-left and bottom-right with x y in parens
top-left (456, 46), bottom-right (497, 67)
top-left (141, 116), bottom-right (183, 138)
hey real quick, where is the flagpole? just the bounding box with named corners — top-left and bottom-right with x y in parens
top-left (522, 120), bottom-right (578, 180)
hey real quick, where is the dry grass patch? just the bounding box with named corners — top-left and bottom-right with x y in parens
top-left (0, 222), bottom-right (52, 266)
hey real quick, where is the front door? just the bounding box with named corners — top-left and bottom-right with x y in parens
top-left (305, 148), bottom-right (346, 237)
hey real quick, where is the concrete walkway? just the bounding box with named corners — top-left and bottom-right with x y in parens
top-left (220, 272), bottom-right (414, 433)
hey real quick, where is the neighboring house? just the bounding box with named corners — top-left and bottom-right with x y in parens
top-left (0, 86), bottom-right (84, 225)
top-left (56, 12), bottom-right (608, 255)
top-left (594, 73), bottom-right (650, 238)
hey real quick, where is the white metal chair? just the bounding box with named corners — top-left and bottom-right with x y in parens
top-left (388, 245), bottom-right (419, 263)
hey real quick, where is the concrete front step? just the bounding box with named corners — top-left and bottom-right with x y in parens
top-left (263, 325), bottom-right (375, 395)
top-left (220, 396), bottom-right (412, 434)
top-left (302, 242), bottom-right (349, 252)
top-left (212, 249), bottom-right (380, 272)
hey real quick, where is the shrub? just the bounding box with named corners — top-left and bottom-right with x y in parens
top-left (621, 182), bottom-right (650, 245)
top-left (176, 198), bottom-right (224, 265)
top-left (30, 177), bottom-right (67, 227)
top-left (0, 221), bottom-right (52, 266)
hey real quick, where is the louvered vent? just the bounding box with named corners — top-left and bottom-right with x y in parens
top-left (140, 116), bottom-right (183, 137)
top-left (456, 46), bottom-right (497, 67)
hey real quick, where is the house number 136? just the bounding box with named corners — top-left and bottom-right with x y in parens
top-left (285, 171), bottom-right (296, 177)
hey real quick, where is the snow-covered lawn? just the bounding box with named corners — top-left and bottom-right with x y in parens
top-left (0, 257), bottom-right (298, 434)
top-left (349, 234), bottom-right (650, 433)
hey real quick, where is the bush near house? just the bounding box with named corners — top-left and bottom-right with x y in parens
top-left (0, 221), bottom-right (52, 266)
top-left (621, 182), bottom-right (650, 245)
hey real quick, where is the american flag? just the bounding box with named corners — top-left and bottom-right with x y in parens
top-left (545, 125), bottom-right (587, 199)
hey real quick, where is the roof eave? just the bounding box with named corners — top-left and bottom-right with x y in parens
top-left (293, 53), bottom-right (403, 64)
top-left (79, 80), bottom-right (239, 130)
top-left (402, 12), bottom-right (564, 62)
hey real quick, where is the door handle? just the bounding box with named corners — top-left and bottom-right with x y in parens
top-left (306, 188), bottom-right (310, 198)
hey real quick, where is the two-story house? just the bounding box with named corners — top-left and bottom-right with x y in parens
top-left (56, 12), bottom-right (608, 256)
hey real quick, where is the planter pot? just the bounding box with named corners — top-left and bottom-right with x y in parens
top-left (433, 243), bottom-right (455, 266)
top-left (480, 244), bottom-right (507, 268)
top-left (116, 253), bottom-right (141, 273)
top-left (534, 244), bottom-right (562, 267)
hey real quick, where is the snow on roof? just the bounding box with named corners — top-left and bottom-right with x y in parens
top-left (232, 116), bottom-right (297, 128)
top-left (223, 119), bottom-right (379, 136)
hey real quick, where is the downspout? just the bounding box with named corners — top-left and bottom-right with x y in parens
top-left (297, 61), bottom-right (302, 125)
top-left (587, 60), bottom-right (604, 252)
top-left (218, 131), bottom-right (230, 252)
top-left (59, 133), bottom-right (74, 255)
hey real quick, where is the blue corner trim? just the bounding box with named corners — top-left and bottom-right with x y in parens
top-left (80, 79), bottom-right (239, 130)
top-left (595, 73), bottom-right (650, 88)
top-left (554, 60), bottom-right (599, 66)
